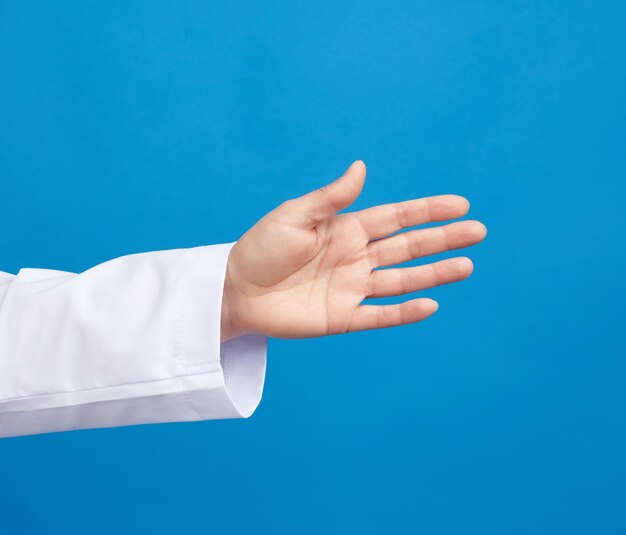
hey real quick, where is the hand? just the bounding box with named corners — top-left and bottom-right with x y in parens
top-left (220, 161), bottom-right (486, 340)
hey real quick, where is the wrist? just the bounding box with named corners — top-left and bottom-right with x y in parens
top-left (220, 267), bottom-right (246, 343)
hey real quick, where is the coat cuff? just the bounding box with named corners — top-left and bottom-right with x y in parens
top-left (177, 244), bottom-right (267, 420)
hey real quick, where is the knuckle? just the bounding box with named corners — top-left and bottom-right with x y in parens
top-left (317, 184), bottom-right (333, 197)
top-left (395, 203), bottom-right (409, 228)
top-left (439, 226), bottom-right (451, 249)
top-left (376, 306), bottom-right (387, 327)
top-left (405, 232), bottom-right (421, 258)
top-left (430, 263), bottom-right (442, 285)
top-left (399, 269), bottom-right (412, 294)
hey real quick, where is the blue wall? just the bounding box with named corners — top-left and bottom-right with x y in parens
top-left (1, 2), bottom-right (625, 533)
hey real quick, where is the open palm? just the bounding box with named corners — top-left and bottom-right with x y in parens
top-left (221, 161), bottom-right (486, 340)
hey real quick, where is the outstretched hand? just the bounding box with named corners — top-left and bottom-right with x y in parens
top-left (220, 161), bottom-right (486, 341)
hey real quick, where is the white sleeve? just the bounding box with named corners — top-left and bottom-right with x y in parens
top-left (0, 243), bottom-right (267, 438)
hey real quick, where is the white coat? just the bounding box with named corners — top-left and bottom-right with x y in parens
top-left (0, 243), bottom-right (267, 438)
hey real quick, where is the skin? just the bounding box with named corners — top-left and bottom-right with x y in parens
top-left (220, 161), bottom-right (487, 341)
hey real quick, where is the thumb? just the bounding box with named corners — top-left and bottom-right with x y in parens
top-left (289, 160), bottom-right (366, 226)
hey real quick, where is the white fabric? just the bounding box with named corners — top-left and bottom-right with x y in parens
top-left (0, 243), bottom-right (267, 438)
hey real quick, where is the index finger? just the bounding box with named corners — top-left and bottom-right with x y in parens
top-left (355, 194), bottom-right (470, 239)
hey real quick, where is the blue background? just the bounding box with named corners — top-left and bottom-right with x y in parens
top-left (1, 1), bottom-right (625, 533)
